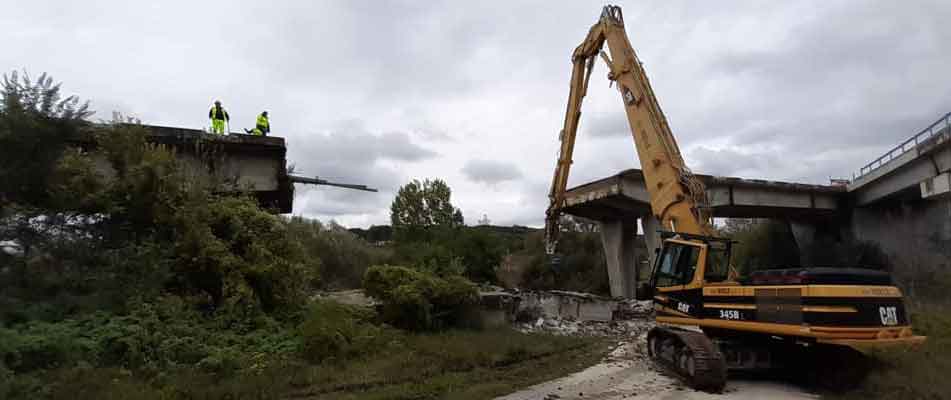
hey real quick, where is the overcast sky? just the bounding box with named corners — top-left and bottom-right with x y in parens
top-left (4, 1), bottom-right (950, 227)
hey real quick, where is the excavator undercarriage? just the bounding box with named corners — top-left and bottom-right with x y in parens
top-left (648, 327), bottom-right (727, 391)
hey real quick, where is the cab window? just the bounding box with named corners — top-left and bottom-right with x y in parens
top-left (655, 245), bottom-right (681, 287)
top-left (704, 242), bottom-right (730, 282)
top-left (655, 242), bottom-right (701, 287)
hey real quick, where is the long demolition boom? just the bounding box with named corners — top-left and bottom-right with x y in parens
top-left (545, 5), bottom-right (713, 255)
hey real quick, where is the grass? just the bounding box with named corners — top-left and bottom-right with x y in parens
top-left (4, 328), bottom-right (610, 400)
top-left (286, 330), bottom-right (610, 400)
top-left (827, 302), bottom-right (951, 400)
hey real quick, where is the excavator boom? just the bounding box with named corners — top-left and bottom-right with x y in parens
top-left (545, 5), bottom-right (712, 255)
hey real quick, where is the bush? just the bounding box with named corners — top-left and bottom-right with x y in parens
top-left (363, 265), bottom-right (479, 331)
top-left (297, 300), bottom-right (387, 363)
top-left (285, 216), bottom-right (388, 289)
top-left (171, 196), bottom-right (319, 316)
top-left (518, 231), bottom-right (609, 295)
top-left (0, 296), bottom-right (300, 383)
top-left (0, 326), bottom-right (89, 373)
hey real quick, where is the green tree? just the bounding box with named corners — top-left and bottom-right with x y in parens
top-left (0, 72), bottom-right (319, 322)
top-left (0, 70), bottom-right (93, 210)
top-left (390, 179), bottom-right (463, 242)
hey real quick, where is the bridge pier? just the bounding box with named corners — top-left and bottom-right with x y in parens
top-left (598, 216), bottom-right (661, 298)
top-left (851, 198), bottom-right (951, 273)
top-left (641, 216), bottom-right (662, 274)
top-left (789, 221), bottom-right (816, 266)
top-left (599, 219), bottom-right (638, 298)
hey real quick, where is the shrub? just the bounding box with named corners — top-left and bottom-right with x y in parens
top-left (298, 300), bottom-right (387, 363)
top-left (285, 216), bottom-right (388, 289)
top-left (170, 195), bottom-right (320, 317)
top-left (0, 326), bottom-right (85, 373)
top-left (518, 231), bottom-right (609, 295)
top-left (363, 265), bottom-right (478, 331)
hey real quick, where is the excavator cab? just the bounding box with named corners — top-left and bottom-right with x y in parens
top-left (637, 232), bottom-right (734, 301)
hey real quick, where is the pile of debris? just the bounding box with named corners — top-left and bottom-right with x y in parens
top-left (312, 287), bottom-right (656, 337)
top-left (516, 316), bottom-right (654, 338)
top-left (509, 291), bottom-right (655, 337)
top-left (613, 298), bottom-right (654, 320)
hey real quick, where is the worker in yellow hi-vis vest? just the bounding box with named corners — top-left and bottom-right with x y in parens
top-left (208, 100), bottom-right (229, 134)
top-left (250, 111), bottom-right (270, 136)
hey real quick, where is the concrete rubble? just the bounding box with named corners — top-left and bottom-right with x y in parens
top-left (315, 287), bottom-right (655, 334)
top-left (516, 316), bottom-right (654, 338)
top-left (498, 288), bottom-right (655, 337)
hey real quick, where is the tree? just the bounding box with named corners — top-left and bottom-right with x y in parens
top-left (390, 179), bottom-right (463, 242)
top-left (1, 70), bottom-right (94, 209)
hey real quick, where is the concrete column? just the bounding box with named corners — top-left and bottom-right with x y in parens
top-left (641, 216), bottom-right (662, 273)
top-left (789, 221), bottom-right (816, 267)
top-left (599, 219), bottom-right (637, 298)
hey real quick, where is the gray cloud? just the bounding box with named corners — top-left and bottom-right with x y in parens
top-left (291, 122), bottom-right (436, 166)
top-left (585, 111), bottom-right (630, 138)
top-left (686, 146), bottom-right (773, 178)
top-left (461, 159), bottom-right (523, 185)
top-left (286, 123), bottom-right (435, 222)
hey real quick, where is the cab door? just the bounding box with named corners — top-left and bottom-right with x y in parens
top-left (650, 239), bottom-right (705, 318)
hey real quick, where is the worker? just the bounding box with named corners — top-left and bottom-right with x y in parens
top-left (208, 100), bottom-right (229, 134)
top-left (253, 111), bottom-right (270, 136)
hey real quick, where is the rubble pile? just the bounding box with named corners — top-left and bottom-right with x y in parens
top-left (517, 316), bottom-right (654, 337)
top-left (613, 298), bottom-right (654, 320)
top-left (510, 290), bottom-right (654, 337)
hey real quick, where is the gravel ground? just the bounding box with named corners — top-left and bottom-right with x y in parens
top-left (497, 335), bottom-right (819, 400)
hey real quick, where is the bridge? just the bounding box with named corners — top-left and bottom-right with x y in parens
top-left (563, 170), bottom-right (847, 298)
top-left (564, 111), bottom-right (951, 298)
top-left (848, 112), bottom-right (951, 205)
top-left (86, 124), bottom-right (367, 214)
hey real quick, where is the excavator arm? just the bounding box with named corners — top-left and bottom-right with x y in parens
top-left (545, 5), bottom-right (713, 255)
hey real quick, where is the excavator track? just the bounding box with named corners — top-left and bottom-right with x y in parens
top-left (647, 326), bottom-right (727, 392)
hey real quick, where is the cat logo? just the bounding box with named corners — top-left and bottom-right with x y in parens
top-left (879, 306), bottom-right (898, 326)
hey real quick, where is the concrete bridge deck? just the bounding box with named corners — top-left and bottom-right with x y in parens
top-left (563, 169), bottom-right (845, 222)
top-left (848, 113), bottom-right (951, 205)
top-left (83, 124), bottom-right (293, 213)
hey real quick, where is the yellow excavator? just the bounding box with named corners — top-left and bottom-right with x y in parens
top-left (545, 5), bottom-right (926, 391)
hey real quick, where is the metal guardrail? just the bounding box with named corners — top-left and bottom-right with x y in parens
top-left (853, 112), bottom-right (951, 181)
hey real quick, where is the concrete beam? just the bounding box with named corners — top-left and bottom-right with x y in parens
top-left (921, 171), bottom-right (951, 200)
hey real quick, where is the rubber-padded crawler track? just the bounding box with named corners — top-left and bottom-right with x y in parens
top-left (648, 327), bottom-right (727, 392)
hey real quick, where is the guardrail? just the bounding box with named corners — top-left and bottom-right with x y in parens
top-left (853, 112), bottom-right (951, 181)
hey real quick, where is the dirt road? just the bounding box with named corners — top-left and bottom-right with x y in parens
top-left (496, 341), bottom-right (817, 400)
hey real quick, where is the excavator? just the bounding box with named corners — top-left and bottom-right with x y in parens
top-left (545, 5), bottom-right (926, 391)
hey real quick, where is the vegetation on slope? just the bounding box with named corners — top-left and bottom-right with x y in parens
top-left (0, 70), bottom-right (608, 399)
